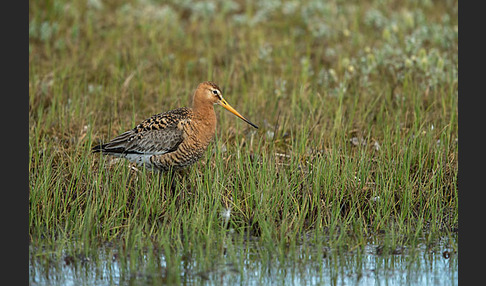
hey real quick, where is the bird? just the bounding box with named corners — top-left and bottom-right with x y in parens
top-left (92, 81), bottom-right (258, 172)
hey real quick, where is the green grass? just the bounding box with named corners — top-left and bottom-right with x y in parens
top-left (29, 0), bottom-right (457, 283)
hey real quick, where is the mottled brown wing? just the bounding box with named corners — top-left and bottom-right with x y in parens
top-left (93, 107), bottom-right (192, 156)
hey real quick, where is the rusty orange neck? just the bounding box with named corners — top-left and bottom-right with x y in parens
top-left (192, 99), bottom-right (217, 136)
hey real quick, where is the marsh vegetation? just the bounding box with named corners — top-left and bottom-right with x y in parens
top-left (29, 0), bottom-right (458, 284)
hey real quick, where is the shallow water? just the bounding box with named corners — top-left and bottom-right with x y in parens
top-left (30, 236), bottom-right (457, 286)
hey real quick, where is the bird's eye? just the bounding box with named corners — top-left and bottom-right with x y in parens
top-left (212, 90), bottom-right (218, 95)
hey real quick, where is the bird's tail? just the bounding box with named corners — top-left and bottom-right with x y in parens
top-left (91, 143), bottom-right (107, 153)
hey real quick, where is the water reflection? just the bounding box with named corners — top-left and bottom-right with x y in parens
top-left (30, 238), bottom-right (457, 285)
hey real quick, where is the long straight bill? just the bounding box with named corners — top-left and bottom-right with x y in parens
top-left (219, 99), bottom-right (259, 129)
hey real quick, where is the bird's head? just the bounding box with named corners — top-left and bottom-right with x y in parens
top-left (194, 81), bottom-right (258, 129)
